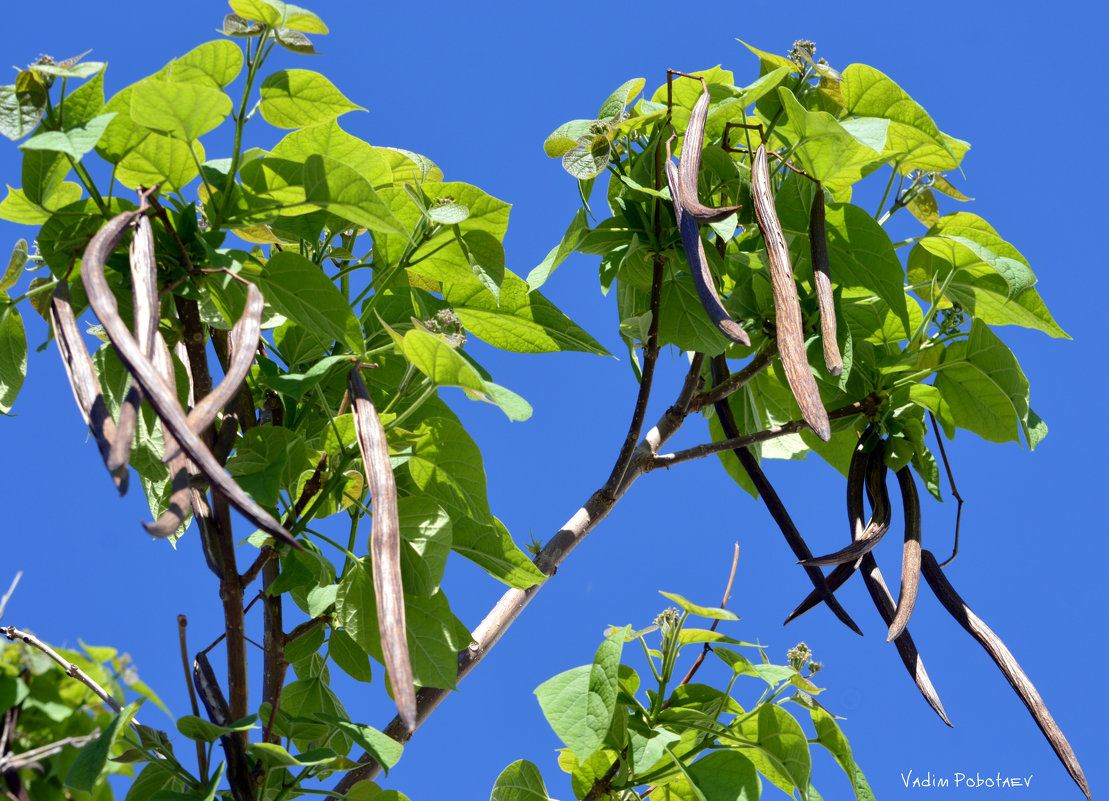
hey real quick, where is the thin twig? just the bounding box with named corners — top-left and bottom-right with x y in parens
top-left (675, 543), bottom-right (740, 688)
top-left (929, 411), bottom-right (964, 566)
top-left (0, 626), bottom-right (140, 729)
top-left (0, 573), bottom-right (21, 621)
top-left (176, 615), bottom-right (207, 782)
top-left (689, 345), bottom-right (777, 411)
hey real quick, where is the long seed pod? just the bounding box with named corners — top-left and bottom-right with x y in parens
top-left (751, 144), bottom-right (830, 441)
top-left (800, 443), bottom-right (891, 566)
top-left (193, 652), bottom-right (251, 801)
top-left (143, 337), bottom-right (192, 538)
top-left (81, 211), bottom-right (299, 550)
top-left (886, 466), bottom-right (922, 642)
top-left (809, 186), bottom-right (841, 376)
top-left (49, 281), bottom-right (128, 494)
top-left (666, 143), bottom-right (750, 347)
top-left (348, 366), bottom-right (416, 733)
top-left (107, 215), bottom-right (161, 473)
top-left (676, 79), bottom-right (742, 223)
top-left (921, 550), bottom-right (1090, 799)
top-left (710, 357), bottom-right (862, 636)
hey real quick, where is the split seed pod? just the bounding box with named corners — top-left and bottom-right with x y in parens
top-left (751, 144), bottom-right (830, 441)
top-left (800, 442), bottom-right (890, 566)
top-left (676, 78), bottom-right (742, 223)
top-left (348, 366), bottom-right (417, 733)
top-left (921, 550), bottom-right (1089, 799)
top-left (886, 466), bottom-right (922, 642)
top-left (809, 186), bottom-right (842, 376)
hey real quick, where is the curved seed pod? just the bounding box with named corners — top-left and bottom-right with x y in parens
top-left (751, 144), bottom-right (830, 441)
top-left (809, 186), bottom-right (841, 376)
top-left (887, 466), bottom-right (922, 642)
top-left (666, 144), bottom-right (750, 347)
top-left (800, 443), bottom-right (891, 566)
top-left (677, 79), bottom-right (742, 223)
top-left (348, 366), bottom-right (416, 733)
top-left (81, 211), bottom-right (299, 550)
top-left (108, 215), bottom-right (160, 473)
top-left (49, 281), bottom-right (128, 494)
top-left (143, 337), bottom-right (192, 538)
top-left (921, 550), bottom-right (1089, 798)
top-left (710, 357), bottom-right (862, 636)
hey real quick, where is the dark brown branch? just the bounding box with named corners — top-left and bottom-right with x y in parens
top-left (929, 411), bottom-right (965, 566)
top-left (176, 616), bottom-right (207, 781)
top-left (689, 344), bottom-right (777, 412)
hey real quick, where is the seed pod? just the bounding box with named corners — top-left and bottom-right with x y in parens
top-left (677, 79), bottom-right (743, 223)
top-left (921, 550), bottom-right (1089, 798)
top-left (49, 281), bottom-right (128, 494)
top-left (143, 337), bottom-right (191, 539)
top-left (809, 186), bottom-right (842, 376)
top-left (348, 366), bottom-right (416, 733)
top-left (886, 466), bottom-right (922, 642)
top-left (81, 211), bottom-right (299, 550)
top-left (800, 442), bottom-right (890, 566)
top-left (751, 144), bottom-right (830, 441)
top-left (666, 152), bottom-right (750, 347)
top-left (710, 357), bottom-right (861, 636)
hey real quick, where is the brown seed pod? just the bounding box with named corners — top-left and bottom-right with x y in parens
top-left (80, 210), bottom-right (299, 550)
top-left (886, 465), bottom-right (922, 642)
top-left (809, 185), bottom-right (842, 376)
top-left (800, 442), bottom-right (890, 566)
top-left (49, 281), bottom-right (128, 494)
top-left (921, 550), bottom-right (1090, 799)
top-left (676, 78), bottom-right (743, 223)
top-left (348, 365), bottom-right (416, 733)
top-left (143, 337), bottom-right (192, 539)
top-left (751, 144), bottom-right (830, 441)
top-left (666, 151), bottom-right (750, 347)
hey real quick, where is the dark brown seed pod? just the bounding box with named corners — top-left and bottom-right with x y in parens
top-left (666, 145), bottom-right (750, 347)
top-left (887, 466), bottom-right (922, 642)
top-left (800, 442), bottom-right (891, 566)
top-left (80, 211), bottom-right (299, 550)
top-left (710, 356), bottom-right (862, 636)
top-left (751, 144), bottom-right (830, 441)
top-left (49, 281), bottom-right (128, 495)
top-left (809, 186), bottom-right (842, 376)
top-left (921, 550), bottom-right (1090, 799)
top-left (143, 337), bottom-right (192, 539)
top-left (348, 366), bottom-right (417, 733)
top-left (677, 79), bottom-right (743, 223)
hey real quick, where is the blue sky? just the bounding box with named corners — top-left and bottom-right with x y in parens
top-left (1, 1), bottom-right (1104, 799)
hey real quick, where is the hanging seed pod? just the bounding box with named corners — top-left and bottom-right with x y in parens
top-left (143, 337), bottom-right (192, 539)
top-left (348, 365), bottom-right (416, 733)
top-left (676, 78), bottom-right (743, 223)
top-left (921, 550), bottom-right (1089, 798)
top-left (49, 281), bottom-right (128, 494)
top-left (886, 466), bottom-right (922, 642)
top-left (751, 144), bottom-right (830, 441)
top-left (801, 442), bottom-right (891, 566)
top-left (81, 211), bottom-right (299, 550)
top-left (809, 186), bottom-right (842, 376)
top-left (666, 141), bottom-right (750, 347)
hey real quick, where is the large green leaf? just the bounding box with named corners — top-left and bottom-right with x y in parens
top-left (810, 706), bottom-right (875, 801)
top-left (19, 112), bottom-right (115, 160)
top-left (260, 69), bottom-right (362, 129)
top-left (444, 271), bottom-right (608, 355)
top-left (230, 0), bottom-right (329, 33)
top-left (313, 714), bottom-right (402, 772)
top-left (401, 326), bottom-right (486, 392)
top-left (256, 251), bottom-right (364, 353)
top-left (0, 182), bottom-right (83, 224)
top-left (0, 72), bottom-right (48, 140)
top-left (934, 319), bottom-right (1030, 445)
top-left (65, 701), bottom-right (142, 792)
top-left (21, 139), bottom-right (69, 205)
top-left (687, 751), bottom-right (760, 801)
top-left (534, 627), bottom-right (625, 761)
top-left (405, 414), bottom-right (492, 520)
top-left (755, 704), bottom-right (812, 797)
top-left (421, 182), bottom-right (511, 240)
top-left (273, 120), bottom-right (392, 187)
top-left (62, 66), bottom-right (106, 127)
top-left (170, 40), bottom-right (244, 88)
top-left (527, 207), bottom-right (589, 290)
top-left (657, 270), bottom-right (733, 356)
top-left (396, 496), bottom-right (452, 596)
top-left (115, 132), bottom-right (204, 191)
top-left (0, 299), bottom-right (27, 413)
top-left (491, 760), bottom-right (553, 801)
top-left (451, 516), bottom-right (545, 589)
top-left (130, 80), bottom-right (231, 140)
top-left (224, 426), bottom-right (309, 506)
top-left (914, 235), bottom-right (1034, 299)
top-left (303, 153), bottom-right (409, 237)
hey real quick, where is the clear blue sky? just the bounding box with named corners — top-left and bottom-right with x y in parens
top-left (2, 1), bottom-right (1104, 799)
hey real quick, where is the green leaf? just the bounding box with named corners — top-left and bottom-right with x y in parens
top-left (491, 760), bottom-right (553, 801)
top-left (116, 132), bottom-right (204, 191)
top-left (451, 516), bottom-right (545, 589)
top-left (406, 414), bottom-right (491, 519)
top-left (279, 676), bottom-right (350, 751)
top-left (272, 120), bottom-right (392, 186)
top-left (0, 301), bottom-right (27, 413)
top-left (130, 80), bottom-right (231, 140)
top-left (19, 112), bottom-right (115, 160)
top-left (598, 78), bottom-right (645, 120)
top-left (676, 629), bottom-right (743, 647)
top-left (256, 251), bottom-right (363, 353)
top-left (223, 13), bottom-right (265, 37)
top-left (657, 271), bottom-right (733, 355)
top-left (659, 591), bottom-right (740, 621)
top-left (687, 751), bottom-right (761, 801)
top-left (0, 182), bottom-right (83, 225)
top-left (445, 271), bottom-right (609, 355)
top-left (303, 153), bottom-right (409, 238)
top-left (260, 69), bottom-right (363, 128)
top-left (170, 40), bottom-right (244, 88)
top-left (1, 240), bottom-right (27, 291)
top-left (230, 0), bottom-right (329, 32)
top-left (397, 496), bottom-right (451, 595)
top-left (224, 425), bottom-right (309, 506)
top-left (313, 713), bottom-right (403, 773)
top-left (66, 700), bottom-right (142, 791)
top-left (21, 142), bottom-right (69, 206)
top-left (935, 319), bottom-right (1030, 445)
top-left (543, 119), bottom-right (596, 158)
top-left (401, 326), bottom-right (486, 392)
top-left (421, 182), bottom-right (511, 240)
top-left (751, 704), bottom-right (811, 797)
top-left (915, 235), bottom-right (1034, 299)
top-left (527, 207), bottom-right (589, 290)
top-left (810, 705), bottom-right (875, 801)
top-left (534, 627), bottom-right (626, 761)
top-left (328, 628), bottom-right (373, 683)
top-left (32, 60), bottom-right (105, 80)
top-left (275, 27), bottom-right (317, 54)
top-left (0, 72), bottom-right (48, 140)
top-left (177, 714), bottom-right (257, 743)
